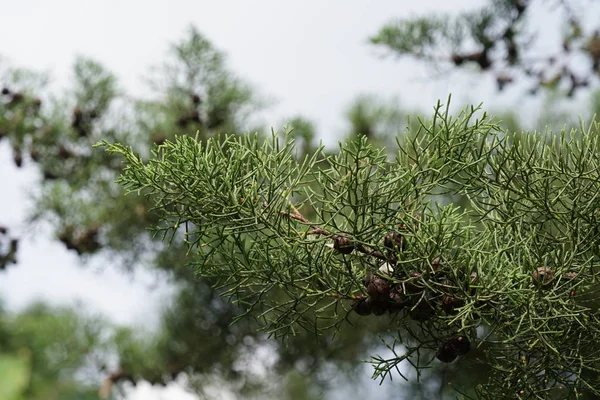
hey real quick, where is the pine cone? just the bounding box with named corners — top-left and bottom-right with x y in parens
top-left (333, 236), bottom-right (354, 254)
top-left (532, 266), bottom-right (554, 289)
top-left (353, 298), bottom-right (372, 316)
top-left (384, 231), bottom-right (406, 251)
top-left (442, 295), bottom-right (464, 315)
top-left (448, 335), bottom-right (470, 355)
top-left (436, 335), bottom-right (470, 362)
top-left (436, 341), bottom-right (458, 363)
top-left (366, 276), bottom-right (390, 302)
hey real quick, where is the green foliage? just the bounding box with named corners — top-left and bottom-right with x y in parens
top-left (3, 8), bottom-right (600, 398)
top-left (0, 352), bottom-right (30, 400)
top-left (0, 303), bottom-right (106, 399)
top-left (285, 116), bottom-right (316, 156)
top-left (371, 16), bottom-right (450, 56)
top-left (344, 95), bottom-right (421, 144)
top-left (103, 98), bottom-right (600, 399)
top-left (143, 26), bottom-right (260, 138)
top-left (371, 0), bottom-right (600, 96)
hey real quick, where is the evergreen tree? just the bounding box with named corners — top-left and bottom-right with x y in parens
top-left (103, 99), bottom-right (600, 399)
top-left (3, 1), bottom-right (600, 397)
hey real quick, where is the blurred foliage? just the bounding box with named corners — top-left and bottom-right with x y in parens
top-left (0, 302), bottom-right (105, 400)
top-left (345, 95), bottom-right (422, 145)
top-left (371, 0), bottom-right (600, 97)
top-left (0, 352), bottom-right (29, 400)
top-left (1, 2), bottom-right (600, 397)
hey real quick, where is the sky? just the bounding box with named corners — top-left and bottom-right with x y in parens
top-left (0, 0), bottom-right (596, 399)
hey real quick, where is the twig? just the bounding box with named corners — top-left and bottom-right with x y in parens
top-left (327, 292), bottom-right (366, 300)
top-left (274, 203), bottom-right (387, 261)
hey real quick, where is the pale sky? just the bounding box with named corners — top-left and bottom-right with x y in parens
top-left (0, 1), bottom-right (594, 399)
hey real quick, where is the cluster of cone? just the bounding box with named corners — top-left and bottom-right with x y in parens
top-left (338, 226), bottom-right (577, 362)
top-left (335, 226), bottom-right (475, 362)
top-left (346, 227), bottom-right (466, 320)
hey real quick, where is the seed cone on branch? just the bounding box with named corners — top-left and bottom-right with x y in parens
top-left (72, 107), bottom-right (83, 127)
top-left (366, 275), bottom-right (390, 302)
top-left (442, 295), bottom-right (465, 315)
top-left (532, 266), bottom-right (554, 289)
top-left (383, 225), bottom-right (407, 252)
top-left (448, 335), bottom-right (470, 355)
top-left (353, 277), bottom-right (408, 316)
top-left (71, 106), bottom-right (92, 137)
top-left (388, 285), bottom-right (406, 312)
top-left (352, 298), bottom-right (372, 316)
top-left (333, 235), bottom-right (355, 254)
top-left (436, 335), bottom-right (471, 363)
top-left (58, 224), bottom-right (102, 254)
top-left (409, 297), bottom-right (436, 321)
top-left (431, 257), bottom-right (443, 272)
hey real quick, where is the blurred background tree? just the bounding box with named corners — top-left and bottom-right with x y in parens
top-left (0, 27), bottom-right (405, 400)
top-left (1, 0), bottom-right (600, 398)
top-left (370, 0), bottom-right (600, 130)
top-left (371, 0), bottom-right (600, 99)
